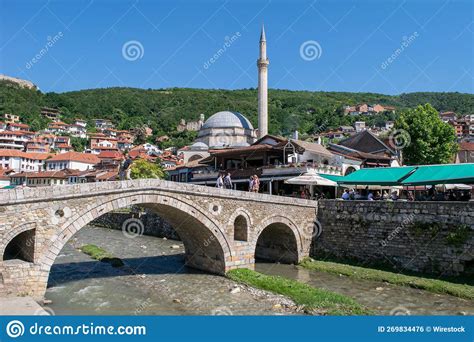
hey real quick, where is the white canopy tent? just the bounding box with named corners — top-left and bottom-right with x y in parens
top-left (441, 183), bottom-right (472, 190)
top-left (285, 170), bottom-right (337, 199)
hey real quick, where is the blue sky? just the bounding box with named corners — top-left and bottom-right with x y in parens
top-left (0, 0), bottom-right (473, 94)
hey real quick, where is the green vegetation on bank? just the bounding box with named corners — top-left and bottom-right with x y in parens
top-left (80, 244), bottom-right (124, 267)
top-left (299, 258), bottom-right (474, 300)
top-left (227, 268), bottom-right (370, 315)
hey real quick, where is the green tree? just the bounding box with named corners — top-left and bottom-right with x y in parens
top-left (394, 104), bottom-right (458, 165)
top-left (130, 158), bottom-right (166, 179)
top-left (70, 137), bottom-right (88, 152)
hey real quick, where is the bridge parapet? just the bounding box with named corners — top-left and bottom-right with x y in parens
top-left (0, 179), bottom-right (317, 208)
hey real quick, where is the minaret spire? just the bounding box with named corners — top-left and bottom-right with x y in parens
top-left (260, 24), bottom-right (266, 42)
top-left (257, 24), bottom-right (269, 138)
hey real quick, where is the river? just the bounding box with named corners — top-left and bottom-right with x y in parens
top-left (46, 226), bottom-right (473, 316)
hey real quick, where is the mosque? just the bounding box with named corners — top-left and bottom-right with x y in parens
top-left (193, 26), bottom-right (269, 150)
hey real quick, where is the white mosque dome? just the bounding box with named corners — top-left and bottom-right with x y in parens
top-left (190, 142), bottom-right (209, 151)
top-left (202, 111), bottom-right (254, 130)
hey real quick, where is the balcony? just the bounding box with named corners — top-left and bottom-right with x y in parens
top-left (190, 163), bottom-right (342, 182)
top-left (262, 163), bottom-right (342, 177)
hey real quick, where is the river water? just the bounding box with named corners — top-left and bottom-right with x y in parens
top-left (46, 226), bottom-right (473, 316)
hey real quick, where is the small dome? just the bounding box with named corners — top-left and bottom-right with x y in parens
top-left (190, 142), bottom-right (209, 151)
top-left (202, 111), bottom-right (254, 130)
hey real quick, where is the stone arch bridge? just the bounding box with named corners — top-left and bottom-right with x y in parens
top-left (0, 179), bottom-right (317, 299)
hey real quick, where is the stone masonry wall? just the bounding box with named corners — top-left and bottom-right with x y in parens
top-left (91, 207), bottom-right (180, 240)
top-left (313, 200), bottom-right (474, 276)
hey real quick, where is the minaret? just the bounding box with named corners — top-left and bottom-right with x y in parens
top-left (257, 24), bottom-right (269, 138)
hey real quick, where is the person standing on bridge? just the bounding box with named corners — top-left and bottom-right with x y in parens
top-left (120, 154), bottom-right (133, 181)
top-left (248, 176), bottom-right (254, 192)
top-left (224, 172), bottom-right (233, 189)
top-left (251, 175), bottom-right (260, 193)
top-left (216, 174), bottom-right (224, 189)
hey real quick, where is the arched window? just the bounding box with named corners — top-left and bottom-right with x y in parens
top-left (345, 166), bottom-right (356, 176)
top-left (234, 215), bottom-right (248, 241)
top-left (3, 229), bottom-right (35, 262)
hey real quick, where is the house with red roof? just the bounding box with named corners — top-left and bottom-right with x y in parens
top-left (7, 122), bottom-right (30, 131)
top-left (0, 149), bottom-right (51, 172)
top-left (456, 142), bottom-right (474, 163)
top-left (0, 167), bottom-right (14, 187)
top-left (9, 169), bottom-right (82, 187)
top-left (45, 152), bottom-right (100, 171)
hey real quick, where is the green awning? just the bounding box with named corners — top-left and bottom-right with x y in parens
top-left (337, 166), bottom-right (417, 186)
top-left (320, 174), bottom-right (344, 182)
top-left (401, 164), bottom-right (474, 185)
top-left (1, 185), bottom-right (15, 189)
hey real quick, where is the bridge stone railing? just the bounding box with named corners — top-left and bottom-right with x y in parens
top-left (0, 179), bottom-right (317, 208)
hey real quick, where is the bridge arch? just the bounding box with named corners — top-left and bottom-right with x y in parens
top-left (1, 222), bottom-right (37, 262)
top-left (37, 191), bottom-right (233, 293)
top-left (252, 215), bottom-right (303, 264)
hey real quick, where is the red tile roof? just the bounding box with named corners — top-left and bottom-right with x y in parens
top-left (10, 169), bottom-right (81, 179)
top-left (459, 142), bottom-right (474, 151)
top-left (98, 150), bottom-right (124, 160)
top-left (55, 143), bottom-right (72, 148)
top-left (0, 167), bottom-right (14, 180)
top-left (0, 130), bottom-right (34, 136)
top-left (8, 123), bottom-right (29, 128)
top-left (47, 152), bottom-right (100, 164)
top-left (0, 150), bottom-right (52, 160)
top-left (96, 170), bottom-right (118, 180)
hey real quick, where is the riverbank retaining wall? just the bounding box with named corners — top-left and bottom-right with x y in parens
top-left (95, 200), bottom-right (474, 277)
top-left (313, 200), bottom-right (474, 276)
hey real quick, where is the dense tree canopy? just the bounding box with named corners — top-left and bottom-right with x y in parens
top-left (394, 104), bottom-right (458, 165)
top-left (1, 80), bottom-right (473, 148)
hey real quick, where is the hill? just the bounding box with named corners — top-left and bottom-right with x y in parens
top-left (1, 79), bottom-right (473, 138)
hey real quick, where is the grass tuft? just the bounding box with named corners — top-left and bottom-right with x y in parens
top-left (80, 244), bottom-right (124, 267)
top-left (227, 268), bottom-right (370, 315)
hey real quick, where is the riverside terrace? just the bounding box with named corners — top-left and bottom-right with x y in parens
top-left (336, 164), bottom-right (474, 201)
